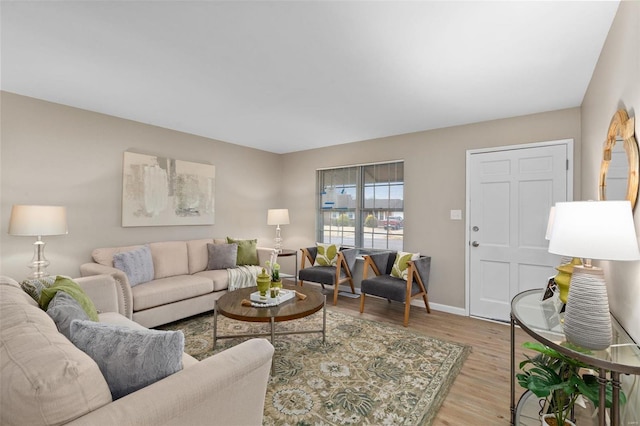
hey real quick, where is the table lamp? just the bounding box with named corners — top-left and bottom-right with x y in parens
top-left (8, 205), bottom-right (68, 278)
top-left (548, 201), bottom-right (640, 350)
top-left (267, 209), bottom-right (289, 253)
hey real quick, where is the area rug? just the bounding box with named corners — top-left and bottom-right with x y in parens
top-left (158, 309), bottom-right (470, 425)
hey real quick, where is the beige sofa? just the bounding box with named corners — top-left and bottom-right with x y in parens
top-left (80, 239), bottom-right (273, 327)
top-left (0, 274), bottom-right (274, 426)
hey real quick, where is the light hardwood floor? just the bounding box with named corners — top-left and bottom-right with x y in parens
top-left (327, 292), bottom-right (532, 426)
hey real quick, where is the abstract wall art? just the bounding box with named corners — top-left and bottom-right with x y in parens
top-left (122, 151), bottom-right (215, 227)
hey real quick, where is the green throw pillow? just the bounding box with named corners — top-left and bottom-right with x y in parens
top-left (390, 251), bottom-right (420, 280)
top-left (39, 276), bottom-right (100, 321)
top-left (314, 243), bottom-right (339, 266)
top-left (226, 237), bottom-right (259, 266)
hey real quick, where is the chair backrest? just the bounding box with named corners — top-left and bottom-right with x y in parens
top-left (340, 248), bottom-right (358, 275)
top-left (303, 246), bottom-right (358, 275)
top-left (367, 251), bottom-right (397, 275)
top-left (412, 256), bottom-right (432, 291)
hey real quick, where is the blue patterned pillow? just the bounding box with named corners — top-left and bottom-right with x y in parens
top-left (113, 245), bottom-right (154, 287)
top-left (20, 276), bottom-right (57, 303)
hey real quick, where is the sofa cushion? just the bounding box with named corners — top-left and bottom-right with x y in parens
top-left (40, 276), bottom-right (100, 321)
top-left (149, 241), bottom-right (189, 279)
top-left (113, 245), bottom-right (155, 287)
top-left (92, 244), bottom-right (144, 266)
top-left (46, 291), bottom-right (90, 340)
top-left (226, 237), bottom-right (259, 266)
top-left (193, 269), bottom-right (231, 292)
top-left (207, 243), bottom-right (238, 270)
top-left (70, 320), bottom-right (184, 400)
top-left (187, 238), bottom-right (214, 274)
top-left (131, 275), bottom-right (214, 311)
top-left (19, 276), bottom-right (57, 303)
top-left (0, 281), bottom-right (112, 426)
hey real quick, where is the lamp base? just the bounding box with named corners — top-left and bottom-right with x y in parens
top-left (563, 265), bottom-right (612, 350)
top-left (28, 239), bottom-right (50, 279)
top-left (554, 257), bottom-right (582, 304)
top-left (274, 226), bottom-right (283, 253)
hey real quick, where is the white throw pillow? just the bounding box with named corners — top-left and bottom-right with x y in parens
top-left (390, 251), bottom-right (420, 280)
top-left (314, 243), bottom-right (339, 266)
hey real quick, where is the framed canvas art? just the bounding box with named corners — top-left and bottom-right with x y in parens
top-left (122, 151), bottom-right (215, 226)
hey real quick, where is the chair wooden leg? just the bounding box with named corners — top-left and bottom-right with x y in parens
top-left (423, 294), bottom-right (431, 313)
top-left (333, 285), bottom-right (339, 305)
top-left (359, 293), bottom-right (366, 313)
top-left (403, 299), bottom-right (411, 327)
top-left (298, 279), bottom-right (304, 287)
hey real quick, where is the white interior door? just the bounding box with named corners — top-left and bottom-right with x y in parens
top-left (468, 142), bottom-right (571, 321)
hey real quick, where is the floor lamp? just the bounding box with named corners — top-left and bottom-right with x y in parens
top-left (8, 205), bottom-right (68, 278)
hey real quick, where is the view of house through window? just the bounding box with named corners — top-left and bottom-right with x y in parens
top-left (317, 161), bottom-right (404, 251)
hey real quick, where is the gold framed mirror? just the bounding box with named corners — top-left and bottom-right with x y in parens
top-left (599, 109), bottom-right (639, 210)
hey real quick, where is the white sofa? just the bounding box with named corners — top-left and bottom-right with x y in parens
top-left (80, 239), bottom-right (273, 327)
top-left (0, 274), bottom-right (274, 426)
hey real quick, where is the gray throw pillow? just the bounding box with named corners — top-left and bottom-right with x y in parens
top-left (46, 291), bottom-right (91, 340)
top-left (70, 320), bottom-right (184, 400)
top-left (113, 245), bottom-right (154, 286)
top-left (207, 243), bottom-right (238, 270)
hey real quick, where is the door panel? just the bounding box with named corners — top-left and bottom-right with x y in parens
top-left (469, 144), bottom-right (568, 321)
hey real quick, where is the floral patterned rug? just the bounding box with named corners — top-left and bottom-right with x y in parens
top-left (158, 309), bottom-right (470, 425)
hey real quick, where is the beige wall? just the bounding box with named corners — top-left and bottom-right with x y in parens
top-left (0, 92), bottom-right (282, 279)
top-left (282, 108), bottom-right (581, 310)
top-left (581, 0), bottom-right (640, 342)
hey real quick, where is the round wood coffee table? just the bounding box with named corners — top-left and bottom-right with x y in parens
top-left (213, 284), bottom-right (326, 374)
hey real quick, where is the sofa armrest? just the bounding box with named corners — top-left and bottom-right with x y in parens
top-left (257, 246), bottom-right (276, 266)
top-left (80, 263), bottom-right (133, 319)
top-left (67, 338), bottom-right (275, 426)
top-left (74, 274), bottom-right (120, 315)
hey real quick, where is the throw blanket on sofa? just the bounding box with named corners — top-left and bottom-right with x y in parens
top-left (227, 266), bottom-right (262, 291)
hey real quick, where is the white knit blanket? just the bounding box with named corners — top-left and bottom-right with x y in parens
top-left (227, 265), bottom-right (261, 291)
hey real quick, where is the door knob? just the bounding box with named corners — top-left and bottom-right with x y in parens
top-left (471, 241), bottom-right (479, 247)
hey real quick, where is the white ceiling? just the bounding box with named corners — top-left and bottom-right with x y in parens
top-left (1, 1), bottom-right (619, 154)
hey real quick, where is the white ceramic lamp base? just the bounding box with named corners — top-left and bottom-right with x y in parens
top-left (563, 265), bottom-right (612, 350)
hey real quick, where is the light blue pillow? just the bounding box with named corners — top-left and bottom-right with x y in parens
top-left (70, 320), bottom-right (184, 400)
top-left (113, 245), bottom-right (154, 286)
top-left (46, 291), bottom-right (91, 340)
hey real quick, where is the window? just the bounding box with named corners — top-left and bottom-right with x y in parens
top-left (317, 161), bottom-right (404, 251)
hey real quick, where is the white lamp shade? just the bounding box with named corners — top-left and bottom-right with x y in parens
top-left (548, 201), bottom-right (640, 261)
top-left (8, 205), bottom-right (68, 236)
top-left (267, 209), bottom-right (290, 226)
top-left (544, 206), bottom-right (555, 240)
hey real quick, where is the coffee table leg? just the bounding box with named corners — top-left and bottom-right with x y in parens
top-left (322, 294), bottom-right (326, 344)
top-left (270, 316), bottom-right (275, 376)
top-left (213, 300), bottom-right (218, 350)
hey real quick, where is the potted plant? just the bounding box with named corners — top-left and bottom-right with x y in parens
top-left (516, 342), bottom-right (625, 426)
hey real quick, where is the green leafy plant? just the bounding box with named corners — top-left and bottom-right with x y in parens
top-left (516, 342), bottom-right (625, 426)
top-left (364, 214), bottom-right (378, 228)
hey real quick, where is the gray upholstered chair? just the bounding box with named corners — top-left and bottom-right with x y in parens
top-left (359, 251), bottom-right (431, 327)
top-left (298, 246), bottom-right (358, 305)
